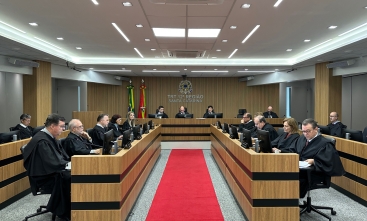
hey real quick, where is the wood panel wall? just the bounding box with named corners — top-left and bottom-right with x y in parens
top-left (23, 61), bottom-right (52, 127)
top-left (72, 111), bottom-right (103, 130)
top-left (314, 63), bottom-right (342, 125)
top-left (87, 77), bottom-right (279, 119)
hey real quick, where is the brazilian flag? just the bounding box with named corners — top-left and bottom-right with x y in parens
top-left (127, 82), bottom-right (135, 113)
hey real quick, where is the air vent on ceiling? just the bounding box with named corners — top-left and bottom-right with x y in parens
top-left (167, 50), bottom-right (205, 58)
top-left (238, 76), bottom-right (254, 82)
top-left (326, 59), bottom-right (355, 69)
top-left (150, 0), bottom-right (224, 5)
top-left (8, 57), bottom-right (40, 68)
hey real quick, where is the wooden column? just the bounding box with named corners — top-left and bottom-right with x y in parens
top-left (314, 62), bottom-right (342, 125)
top-left (23, 61), bottom-right (52, 127)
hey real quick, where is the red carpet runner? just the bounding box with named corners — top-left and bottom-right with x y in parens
top-left (146, 149), bottom-right (224, 221)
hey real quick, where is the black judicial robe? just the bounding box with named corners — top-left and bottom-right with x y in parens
top-left (327, 122), bottom-right (345, 138)
top-left (156, 112), bottom-right (169, 118)
top-left (203, 111), bottom-right (215, 118)
top-left (254, 123), bottom-right (278, 141)
top-left (122, 120), bottom-right (134, 132)
top-left (271, 132), bottom-right (300, 152)
top-left (108, 122), bottom-right (123, 139)
top-left (91, 125), bottom-right (106, 147)
top-left (14, 124), bottom-right (33, 139)
top-left (238, 120), bottom-right (255, 133)
top-left (23, 131), bottom-right (71, 218)
top-left (289, 135), bottom-right (345, 197)
top-left (63, 132), bottom-right (93, 157)
top-left (175, 111), bottom-right (189, 118)
top-left (263, 111), bottom-right (279, 118)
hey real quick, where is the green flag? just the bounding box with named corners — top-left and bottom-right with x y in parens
top-left (127, 82), bottom-right (135, 113)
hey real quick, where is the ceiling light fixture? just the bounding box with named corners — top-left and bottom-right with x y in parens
top-left (191, 70), bottom-right (228, 73)
top-left (142, 70), bottom-right (180, 72)
top-left (91, 0), bottom-right (99, 5)
top-left (216, 49), bottom-right (221, 51)
top-left (244, 69), bottom-right (248, 71)
top-left (304, 39), bottom-right (333, 52)
top-left (222, 40), bottom-right (228, 42)
top-left (228, 49), bottom-right (238, 59)
top-left (214, 69), bottom-right (218, 70)
top-left (136, 24), bottom-right (143, 28)
top-left (338, 22), bottom-right (367, 36)
top-left (184, 68), bottom-right (187, 70)
top-left (304, 39), bottom-right (311, 42)
top-left (34, 37), bottom-right (62, 49)
top-left (145, 39), bottom-right (150, 41)
top-left (112, 23), bottom-right (130, 42)
top-left (238, 70), bottom-right (274, 72)
top-left (241, 4), bottom-right (251, 8)
top-left (152, 28), bottom-right (185, 37)
top-left (230, 26), bottom-right (237, 29)
top-left (122, 2), bottom-right (132, 6)
top-left (286, 49), bottom-right (292, 51)
top-left (76, 47), bottom-right (82, 50)
top-left (328, 26), bottom-right (338, 29)
top-left (29, 23), bottom-right (38, 26)
top-left (151, 48), bottom-right (156, 51)
top-left (89, 68), bottom-right (94, 70)
top-left (212, 57), bottom-right (217, 58)
top-left (134, 48), bottom-right (144, 58)
top-left (93, 69), bottom-right (132, 72)
top-left (274, 0), bottom-right (283, 7)
top-left (188, 29), bottom-right (221, 38)
top-left (242, 25), bottom-right (260, 43)
top-left (0, 21), bottom-right (26, 33)
top-left (57, 37), bottom-right (64, 40)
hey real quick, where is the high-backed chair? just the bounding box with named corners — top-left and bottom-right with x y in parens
top-left (237, 109), bottom-right (247, 118)
top-left (363, 126), bottom-right (367, 143)
top-left (9, 126), bottom-right (15, 131)
top-left (86, 128), bottom-right (94, 137)
top-left (277, 128), bottom-right (284, 136)
top-left (20, 144), bottom-right (57, 221)
top-left (59, 138), bottom-right (67, 151)
top-left (299, 137), bottom-right (337, 220)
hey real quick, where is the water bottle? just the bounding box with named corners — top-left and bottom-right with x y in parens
top-left (113, 141), bottom-right (118, 154)
top-left (130, 132), bottom-right (134, 142)
top-left (254, 138), bottom-right (259, 153)
top-left (152, 121), bottom-right (155, 129)
top-left (12, 134), bottom-right (17, 141)
top-left (147, 125), bottom-right (150, 132)
top-left (140, 127), bottom-right (143, 136)
top-left (345, 133), bottom-right (350, 140)
top-left (239, 133), bottom-right (243, 143)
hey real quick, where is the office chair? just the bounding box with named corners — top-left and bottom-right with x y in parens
top-left (363, 126), bottom-right (367, 143)
top-left (20, 144), bottom-right (57, 221)
top-left (86, 128), bottom-right (94, 137)
top-left (237, 109), bottom-right (246, 118)
top-left (277, 128), bottom-right (284, 136)
top-left (299, 137), bottom-right (337, 221)
top-left (9, 126), bottom-right (15, 131)
top-left (59, 138), bottom-right (66, 151)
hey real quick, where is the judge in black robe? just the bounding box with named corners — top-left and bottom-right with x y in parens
top-left (156, 106), bottom-right (169, 118)
top-left (263, 111), bottom-right (279, 118)
top-left (108, 115), bottom-right (124, 139)
top-left (271, 132), bottom-right (299, 152)
top-left (203, 105), bottom-right (215, 118)
top-left (238, 113), bottom-right (255, 133)
top-left (175, 106), bottom-right (189, 118)
top-left (14, 123), bottom-right (33, 139)
top-left (64, 132), bottom-right (97, 157)
top-left (253, 117), bottom-right (278, 141)
top-left (327, 121), bottom-right (345, 138)
top-left (91, 125), bottom-right (106, 147)
top-left (122, 111), bottom-right (136, 132)
top-left (23, 129), bottom-right (71, 219)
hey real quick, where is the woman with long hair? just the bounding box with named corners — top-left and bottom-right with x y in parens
top-left (122, 111), bottom-right (136, 132)
top-left (272, 117), bottom-right (301, 153)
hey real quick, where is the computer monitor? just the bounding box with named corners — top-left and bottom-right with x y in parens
top-left (122, 129), bottom-right (132, 149)
top-left (223, 123), bottom-right (229, 133)
top-left (0, 130), bottom-right (20, 144)
top-left (148, 113), bottom-right (163, 119)
top-left (142, 123), bottom-right (149, 134)
top-left (148, 120), bottom-right (153, 128)
top-left (177, 114), bottom-right (193, 118)
top-left (133, 125), bottom-right (142, 140)
top-left (343, 128), bottom-right (363, 142)
top-left (257, 129), bottom-right (272, 153)
top-left (33, 126), bottom-right (45, 136)
top-left (102, 129), bottom-right (114, 155)
top-left (206, 113), bottom-right (223, 118)
top-left (217, 121), bottom-right (222, 129)
top-left (318, 125), bottom-right (330, 135)
top-left (241, 129), bottom-right (253, 149)
top-left (230, 125), bottom-right (239, 139)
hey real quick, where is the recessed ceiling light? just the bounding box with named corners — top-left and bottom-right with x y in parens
top-left (214, 69), bottom-right (218, 70)
top-left (122, 2), bottom-right (132, 6)
top-left (188, 29), bottom-right (221, 38)
top-left (230, 26), bottom-right (237, 29)
top-left (112, 23), bottom-right (130, 42)
top-left (136, 24), bottom-right (143, 28)
top-left (91, 0), bottom-right (99, 5)
top-left (286, 49), bottom-right (292, 51)
top-left (94, 69), bottom-right (131, 72)
top-left (365, 6), bottom-right (367, 9)
top-left (245, 69), bottom-right (248, 71)
top-left (304, 39), bottom-right (333, 52)
top-left (338, 22), bottom-right (367, 36)
top-left (184, 68), bottom-right (187, 70)
top-left (57, 37), bottom-right (64, 40)
top-left (76, 47), bottom-right (82, 50)
top-left (304, 39), bottom-right (311, 42)
top-left (212, 57), bottom-right (217, 58)
top-left (275, 69), bottom-right (279, 71)
top-left (134, 48), bottom-right (144, 58)
top-left (142, 70), bottom-right (180, 72)
top-left (328, 26), bottom-right (338, 29)
top-left (238, 70), bottom-right (274, 73)
top-left (274, 0), bottom-right (283, 7)
top-left (152, 28), bottom-right (185, 37)
top-left (89, 68), bottom-right (94, 70)
top-left (228, 49), bottom-right (238, 59)
top-left (151, 48), bottom-right (156, 51)
top-left (29, 23), bottom-right (38, 26)
top-left (216, 49), bottom-right (221, 51)
top-left (122, 68), bottom-right (125, 70)
top-left (241, 4), bottom-right (251, 8)
top-left (191, 70), bottom-right (228, 73)
top-left (242, 25), bottom-right (260, 43)
top-left (0, 21), bottom-right (26, 33)
top-left (222, 39), bottom-right (228, 42)
top-left (34, 37), bottom-right (62, 49)
top-left (153, 69), bottom-right (157, 70)
top-left (145, 39), bottom-right (150, 41)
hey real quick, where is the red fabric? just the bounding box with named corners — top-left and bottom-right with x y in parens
top-left (138, 83), bottom-right (146, 118)
top-left (146, 150), bottom-right (224, 221)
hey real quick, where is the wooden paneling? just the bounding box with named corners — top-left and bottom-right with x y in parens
top-left (315, 63), bottom-right (342, 125)
top-left (87, 77), bottom-right (279, 119)
top-left (23, 61), bottom-right (52, 127)
top-left (0, 177), bottom-right (29, 204)
top-left (72, 111), bottom-right (103, 131)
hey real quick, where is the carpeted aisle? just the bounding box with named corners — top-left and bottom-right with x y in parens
top-left (146, 149), bottom-right (224, 221)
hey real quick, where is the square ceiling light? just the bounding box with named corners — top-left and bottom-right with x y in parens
top-left (152, 28), bottom-right (185, 37)
top-left (188, 29), bottom-right (221, 37)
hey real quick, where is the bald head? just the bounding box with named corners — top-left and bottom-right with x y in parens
top-left (267, 106), bottom-right (273, 112)
top-left (329, 112), bottom-right (339, 123)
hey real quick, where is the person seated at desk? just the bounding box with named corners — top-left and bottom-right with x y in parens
top-left (175, 106), bottom-right (189, 118)
top-left (64, 119), bottom-right (100, 157)
top-left (91, 114), bottom-right (109, 147)
top-left (327, 111), bottom-right (346, 138)
top-left (263, 106), bottom-right (279, 118)
top-left (122, 111), bottom-right (136, 132)
top-left (253, 116), bottom-right (278, 141)
top-left (157, 105), bottom-right (169, 118)
top-left (289, 118), bottom-right (345, 198)
top-left (238, 113), bottom-right (255, 132)
top-left (272, 118), bottom-right (300, 153)
top-left (203, 105), bottom-right (215, 118)
top-left (14, 113), bottom-right (33, 139)
top-left (108, 114), bottom-right (124, 139)
top-left (23, 113), bottom-right (71, 220)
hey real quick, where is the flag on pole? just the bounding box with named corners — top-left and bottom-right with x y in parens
top-left (127, 80), bottom-right (135, 113)
top-left (138, 79), bottom-right (146, 118)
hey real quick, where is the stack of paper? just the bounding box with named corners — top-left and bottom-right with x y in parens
top-left (299, 161), bottom-right (311, 168)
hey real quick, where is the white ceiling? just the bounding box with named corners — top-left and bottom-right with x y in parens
top-left (1, 0), bottom-right (367, 77)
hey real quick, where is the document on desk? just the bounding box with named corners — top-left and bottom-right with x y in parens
top-left (65, 162), bottom-right (71, 170)
top-left (299, 161), bottom-right (311, 168)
